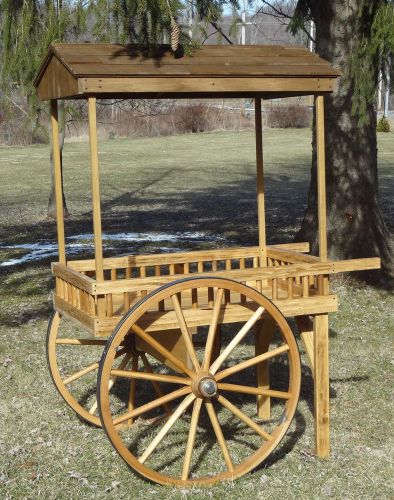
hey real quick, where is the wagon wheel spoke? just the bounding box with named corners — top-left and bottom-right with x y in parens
top-left (88, 352), bottom-right (134, 415)
top-left (216, 344), bottom-right (290, 382)
top-left (112, 386), bottom-right (191, 426)
top-left (139, 393), bottom-right (196, 464)
top-left (63, 361), bottom-right (99, 385)
top-left (202, 288), bottom-right (224, 370)
top-left (182, 398), bottom-right (203, 480)
top-left (127, 355), bottom-right (139, 421)
top-left (171, 293), bottom-right (200, 371)
top-left (217, 395), bottom-right (272, 441)
top-left (55, 338), bottom-right (107, 346)
top-left (131, 323), bottom-right (192, 377)
top-left (205, 400), bottom-right (234, 472)
top-left (210, 306), bottom-right (265, 375)
top-left (110, 368), bottom-right (191, 385)
top-left (217, 383), bottom-right (291, 400)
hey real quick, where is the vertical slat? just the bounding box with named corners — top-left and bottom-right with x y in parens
top-left (212, 260), bottom-right (218, 272)
top-left (155, 265), bottom-right (164, 311)
top-left (106, 293), bottom-right (113, 317)
top-left (50, 100), bottom-right (66, 265)
top-left (272, 279), bottom-right (278, 300)
top-left (88, 294), bottom-right (95, 315)
top-left (254, 97), bottom-right (267, 267)
top-left (198, 261), bottom-right (203, 273)
top-left (184, 262), bottom-right (190, 273)
top-left (88, 97), bottom-right (104, 282)
top-left (239, 258), bottom-right (245, 270)
top-left (287, 277), bottom-right (293, 299)
top-left (316, 95), bottom-right (328, 262)
top-left (302, 276), bottom-right (309, 297)
top-left (169, 264), bottom-right (175, 275)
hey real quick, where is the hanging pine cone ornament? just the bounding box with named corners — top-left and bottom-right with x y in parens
top-left (170, 16), bottom-right (180, 52)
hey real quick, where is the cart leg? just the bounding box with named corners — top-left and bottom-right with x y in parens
top-left (314, 313), bottom-right (330, 458)
top-left (255, 318), bottom-right (276, 419)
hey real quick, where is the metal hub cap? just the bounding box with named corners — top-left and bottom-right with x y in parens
top-left (199, 377), bottom-right (218, 398)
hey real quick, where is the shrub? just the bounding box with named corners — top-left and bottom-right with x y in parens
top-left (377, 116), bottom-right (390, 133)
top-left (267, 104), bottom-right (311, 128)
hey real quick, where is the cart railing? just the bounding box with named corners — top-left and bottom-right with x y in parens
top-left (51, 243), bottom-right (380, 336)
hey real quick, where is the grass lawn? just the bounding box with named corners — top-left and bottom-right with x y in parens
top-left (0, 128), bottom-right (393, 499)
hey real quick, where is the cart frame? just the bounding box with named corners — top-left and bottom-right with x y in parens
top-left (35, 43), bottom-right (380, 469)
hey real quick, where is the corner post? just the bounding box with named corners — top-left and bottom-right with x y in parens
top-left (88, 97), bottom-right (104, 281)
top-left (316, 95), bottom-right (327, 262)
top-left (254, 97), bottom-right (267, 267)
top-left (50, 99), bottom-right (66, 265)
top-left (314, 94), bottom-right (330, 458)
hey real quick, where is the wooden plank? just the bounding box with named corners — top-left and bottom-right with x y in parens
top-left (62, 55), bottom-right (328, 67)
top-left (50, 100), bottom-right (66, 265)
top-left (54, 295), bottom-right (95, 331)
top-left (68, 64), bottom-right (339, 77)
top-left (255, 98), bottom-right (267, 267)
top-left (91, 258), bottom-right (380, 295)
top-left (92, 295), bottom-right (338, 336)
top-left (80, 77), bottom-right (335, 95)
top-left (88, 97), bottom-right (104, 281)
top-left (52, 263), bottom-right (94, 293)
top-left (316, 95), bottom-right (327, 262)
top-left (37, 57), bottom-right (79, 100)
top-left (314, 314), bottom-right (330, 458)
top-left (66, 243), bottom-right (310, 272)
top-left (267, 246), bottom-right (320, 263)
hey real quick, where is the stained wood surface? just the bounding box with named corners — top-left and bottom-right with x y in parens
top-left (34, 44), bottom-right (340, 100)
top-left (50, 100), bottom-right (66, 265)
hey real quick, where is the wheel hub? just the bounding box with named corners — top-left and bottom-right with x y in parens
top-left (198, 376), bottom-right (218, 398)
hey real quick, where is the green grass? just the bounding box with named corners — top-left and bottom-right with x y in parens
top-left (0, 129), bottom-right (393, 499)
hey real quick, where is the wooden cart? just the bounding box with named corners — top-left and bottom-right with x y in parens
top-left (34, 44), bottom-right (380, 486)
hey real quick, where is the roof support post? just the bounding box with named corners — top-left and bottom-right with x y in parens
top-left (50, 99), bottom-right (66, 265)
top-left (254, 97), bottom-right (267, 267)
top-left (88, 97), bottom-right (104, 281)
top-left (316, 95), bottom-right (327, 262)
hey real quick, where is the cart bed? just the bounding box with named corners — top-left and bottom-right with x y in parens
top-left (53, 242), bottom-right (379, 336)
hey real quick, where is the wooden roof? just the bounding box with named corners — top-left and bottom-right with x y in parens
top-left (34, 43), bottom-right (340, 100)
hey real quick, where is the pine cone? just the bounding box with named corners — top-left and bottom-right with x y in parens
top-left (170, 16), bottom-right (180, 52)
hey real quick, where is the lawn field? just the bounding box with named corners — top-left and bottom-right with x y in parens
top-left (0, 128), bottom-right (393, 499)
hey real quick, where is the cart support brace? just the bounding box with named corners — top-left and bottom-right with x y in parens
top-left (88, 97), bottom-right (104, 282)
top-left (50, 100), bottom-right (66, 265)
top-left (254, 98), bottom-right (267, 267)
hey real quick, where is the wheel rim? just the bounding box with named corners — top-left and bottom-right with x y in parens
top-left (46, 312), bottom-right (107, 426)
top-left (98, 277), bottom-right (301, 486)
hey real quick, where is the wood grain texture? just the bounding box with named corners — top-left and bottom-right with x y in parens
top-left (34, 44), bottom-right (339, 100)
top-left (314, 313), bottom-right (330, 458)
top-left (88, 97), bottom-right (104, 281)
top-left (50, 100), bottom-right (66, 265)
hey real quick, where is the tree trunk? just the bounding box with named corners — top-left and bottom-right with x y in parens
top-left (48, 100), bottom-right (69, 219)
top-left (297, 1), bottom-right (393, 283)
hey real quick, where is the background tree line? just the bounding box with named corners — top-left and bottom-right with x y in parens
top-left (0, 0), bottom-right (393, 283)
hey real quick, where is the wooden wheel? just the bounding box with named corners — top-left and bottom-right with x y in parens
top-left (47, 311), bottom-right (135, 426)
top-left (98, 277), bottom-right (301, 486)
